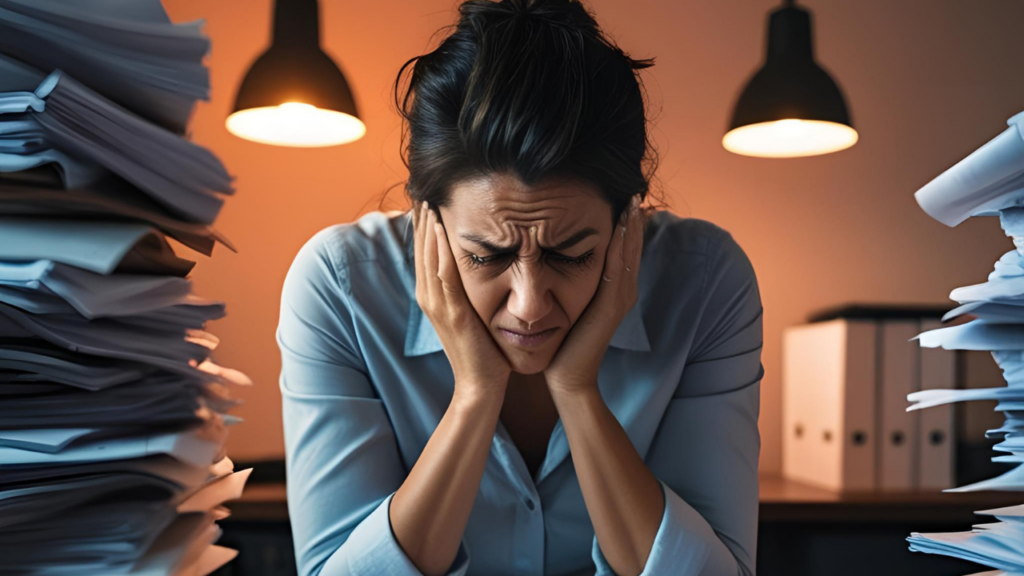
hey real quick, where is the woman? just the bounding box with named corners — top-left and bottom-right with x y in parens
top-left (277, 1), bottom-right (763, 575)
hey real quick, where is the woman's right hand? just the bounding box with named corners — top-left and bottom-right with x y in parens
top-left (412, 200), bottom-right (512, 399)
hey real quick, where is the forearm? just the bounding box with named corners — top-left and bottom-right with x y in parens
top-left (553, 388), bottom-right (665, 576)
top-left (389, 386), bottom-right (504, 576)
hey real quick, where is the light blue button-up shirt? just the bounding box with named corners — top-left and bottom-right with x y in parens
top-left (277, 208), bottom-right (764, 576)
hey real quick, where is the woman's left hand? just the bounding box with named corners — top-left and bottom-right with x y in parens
top-left (544, 194), bottom-right (649, 398)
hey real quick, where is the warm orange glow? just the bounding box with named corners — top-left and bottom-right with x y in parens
top-left (225, 102), bottom-right (366, 147)
top-left (723, 118), bottom-right (858, 158)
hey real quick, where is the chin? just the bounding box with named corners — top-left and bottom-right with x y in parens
top-left (502, 342), bottom-right (558, 376)
top-left (509, 359), bottom-right (548, 376)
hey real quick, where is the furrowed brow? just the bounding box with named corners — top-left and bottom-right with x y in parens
top-left (460, 227), bottom-right (599, 253)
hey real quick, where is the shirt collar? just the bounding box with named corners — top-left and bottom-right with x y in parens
top-left (398, 210), bottom-right (651, 357)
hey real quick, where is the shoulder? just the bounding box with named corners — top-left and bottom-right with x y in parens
top-left (643, 210), bottom-right (757, 299)
top-left (640, 213), bottom-right (763, 399)
top-left (286, 210), bottom-right (414, 295)
top-left (330, 209), bottom-right (414, 265)
top-left (644, 210), bottom-right (749, 260)
top-left (640, 211), bottom-right (763, 393)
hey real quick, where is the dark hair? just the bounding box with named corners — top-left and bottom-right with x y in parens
top-left (386, 0), bottom-right (666, 225)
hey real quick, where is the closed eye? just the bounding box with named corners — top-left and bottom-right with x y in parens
top-left (464, 250), bottom-right (595, 271)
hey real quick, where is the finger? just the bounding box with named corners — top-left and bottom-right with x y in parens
top-left (627, 198), bottom-right (645, 273)
top-left (412, 202), bottom-right (421, 286)
top-left (435, 221), bottom-right (465, 298)
top-left (412, 202), bottom-right (426, 301)
top-left (423, 205), bottom-right (440, 303)
top-left (604, 206), bottom-right (628, 281)
top-left (618, 201), bottom-right (634, 277)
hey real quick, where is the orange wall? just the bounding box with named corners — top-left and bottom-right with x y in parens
top-left (163, 0), bottom-right (1024, 474)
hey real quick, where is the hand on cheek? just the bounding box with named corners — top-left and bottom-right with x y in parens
top-left (543, 195), bottom-right (648, 396)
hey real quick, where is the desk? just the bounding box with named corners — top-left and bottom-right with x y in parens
top-left (759, 473), bottom-right (1022, 523)
top-left (213, 474), bottom-right (1023, 575)
top-left (757, 474), bottom-right (1021, 576)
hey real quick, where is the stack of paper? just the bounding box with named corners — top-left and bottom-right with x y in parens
top-left (0, 54), bottom-right (235, 225)
top-left (907, 504), bottom-right (1024, 575)
top-left (0, 0), bottom-right (211, 134)
top-left (0, 1), bottom-right (252, 574)
top-left (906, 109), bottom-right (1024, 574)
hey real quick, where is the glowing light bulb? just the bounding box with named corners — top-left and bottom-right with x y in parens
top-left (722, 118), bottom-right (858, 158)
top-left (226, 101), bottom-right (366, 147)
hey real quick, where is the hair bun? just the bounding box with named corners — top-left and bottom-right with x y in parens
top-left (507, 0), bottom-right (585, 17)
top-left (459, 0), bottom-right (599, 36)
top-left (393, 0), bottom-right (659, 217)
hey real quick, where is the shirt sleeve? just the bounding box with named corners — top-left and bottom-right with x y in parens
top-left (277, 228), bottom-right (471, 576)
top-left (591, 228), bottom-right (763, 576)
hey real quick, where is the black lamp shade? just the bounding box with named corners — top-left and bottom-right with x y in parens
top-left (232, 44), bottom-right (359, 117)
top-left (227, 0), bottom-right (365, 147)
top-left (724, 2), bottom-right (857, 158)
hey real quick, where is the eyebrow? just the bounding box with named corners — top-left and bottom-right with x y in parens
top-left (460, 227), bottom-right (600, 254)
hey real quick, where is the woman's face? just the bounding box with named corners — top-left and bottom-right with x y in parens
top-left (437, 172), bottom-right (615, 376)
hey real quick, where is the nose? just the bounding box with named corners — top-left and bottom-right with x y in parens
top-left (505, 263), bottom-right (553, 328)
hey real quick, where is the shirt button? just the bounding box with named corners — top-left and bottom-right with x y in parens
top-left (524, 498), bottom-right (536, 511)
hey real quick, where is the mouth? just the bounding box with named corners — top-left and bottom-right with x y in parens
top-left (499, 327), bottom-right (558, 347)
top-left (502, 327), bottom-right (551, 336)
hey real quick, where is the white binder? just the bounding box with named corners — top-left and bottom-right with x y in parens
top-left (917, 318), bottom-right (956, 490)
top-left (878, 320), bottom-right (920, 491)
top-left (783, 319), bottom-right (877, 491)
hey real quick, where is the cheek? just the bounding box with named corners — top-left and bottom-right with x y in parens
top-left (554, 273), bottom-right (602, 323)
top-left (460, 276), bottom-right (502, 323)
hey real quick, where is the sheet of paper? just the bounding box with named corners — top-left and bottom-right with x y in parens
top-left (0, 217), bottom-right (193, 276)
top-left (0, 302), bottom-right (214, 376)
top-left (0, 422), bottom-right (225, 468)
top-left (0, 178), bottom-right (236, 254)
top-left (915, 320), bottom-right (1024, 351)
top-left (176, 468), bottom-right (252, 513)
top-left (914, 111), bottom-right (1024, 228)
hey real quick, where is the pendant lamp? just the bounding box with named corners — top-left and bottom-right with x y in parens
top-left (226, 0), bottom-right (366, 147)
top-left (723, 0), bottom-right (857, 158)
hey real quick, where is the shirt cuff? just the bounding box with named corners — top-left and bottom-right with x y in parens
top-left (334, 491), bottom-right (471, 576)
top-left (591, 479), bottom-right (716, 576)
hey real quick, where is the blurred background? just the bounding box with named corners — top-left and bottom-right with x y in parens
top-left (155, 0), bottom-right (1024, 574)
top-left (162, 0), bottom-right (1024, 481)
